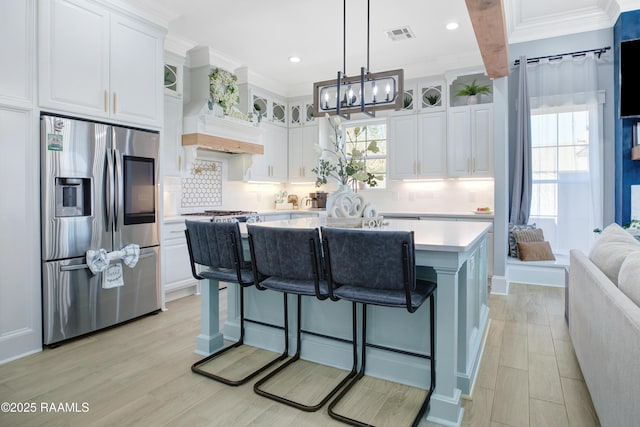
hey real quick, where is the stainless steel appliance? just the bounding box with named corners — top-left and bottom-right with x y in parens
top-left (41, 114), bottom-right (161, 345)
top-left (306, 192), bottom-right (327, 209)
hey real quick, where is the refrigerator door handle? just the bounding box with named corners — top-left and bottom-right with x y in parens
top-left (114, 148), bottom-right (122, 232)
top-left (59, 252), bottom-right (153, 272)
top-left (60, 264), bottom-right (90, 272)
top-left (105, 148), bottom-right (114, 232)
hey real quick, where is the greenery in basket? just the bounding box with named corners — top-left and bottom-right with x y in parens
top-left (455, 79), bottom-right (492, 97)
top-left (312, 115), bottom-right (381, 189)
top-left (209, 68), bottom-right (240, 115)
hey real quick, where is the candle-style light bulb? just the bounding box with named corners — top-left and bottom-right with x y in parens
top-left (373, 83), bottom-right (378, 103)
top-left (385, 83), bottom-right (391, 102)
top-left (324, 92), bottom-right (329, 109)
top-left (348, 86), bottom-right (354, 105)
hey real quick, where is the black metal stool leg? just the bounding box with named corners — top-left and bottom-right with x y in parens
top-left (411, 292), bottom-right (436, 427)
top-left (191, 284), bottom-right (288, 386)
top-left (329, 300), bottom-right (437, 427)
top-left (254, 296), bottom-right (358, 412)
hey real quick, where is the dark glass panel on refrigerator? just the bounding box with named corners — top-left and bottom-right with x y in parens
top-left (123, 155), bottom-right (156, 225)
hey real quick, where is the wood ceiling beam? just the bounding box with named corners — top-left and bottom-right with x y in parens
top-left (465, 0), bottom-right (510, 78)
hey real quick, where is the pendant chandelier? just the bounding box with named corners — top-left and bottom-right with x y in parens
top-left (313, 0), bottom-right (404, 119)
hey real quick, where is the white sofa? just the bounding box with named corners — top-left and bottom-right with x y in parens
top-left (569, 224), bottom-right (640, 427)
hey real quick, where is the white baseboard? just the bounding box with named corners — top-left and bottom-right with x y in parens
top-left (491, 275), bottom-right (508, 294)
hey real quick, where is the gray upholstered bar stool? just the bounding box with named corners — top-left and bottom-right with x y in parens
top-left (185, 220), bottom-right (288, 385)
top-left (247, 224), bottom-right (358, 412)
top-left (321, 227), bottom-right (437, 427)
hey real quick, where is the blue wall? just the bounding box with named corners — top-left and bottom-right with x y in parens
top-left (614, 11), bottom-right (640, 225)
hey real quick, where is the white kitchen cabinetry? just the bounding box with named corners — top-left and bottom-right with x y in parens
top-left (388, 111), bottom-right (446, 179)
top-left (447, 104), bottom-right (493, 177)
top-left (246, 123), bottom-right (287, 182)
top-left (395, 81), bottom-right (446, 114)
top-left (247, 89), bottom-right (287, 126)
top-left (163, 95), bottom-right (183, 176)
top-left (0, 0), bottom-right (41, 364)
top-left (162, 221), bottom-right (199, 298)
top-left (0, 106), bottom-right (41, 362)
top-left (288, 124), bottom-right (319, 183)
top-left (0, 0), bottom-right (34, 106)
top-left (39, 0), bottom-right (164, 127)
top-left (289, 99), bottom-right (316, 127)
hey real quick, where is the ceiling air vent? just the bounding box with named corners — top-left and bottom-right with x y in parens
top-left (385, 26), bottom-right (415, 41)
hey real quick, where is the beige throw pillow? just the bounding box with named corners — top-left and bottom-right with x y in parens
top-left (589, 223), bottom-right (640, 286)
top-left (517, 241), bottom-right (556, 261)
top-left (511, 228), bottom-right (544, 259)
top-left (513, 228), bottom-right (545, 243)
top-left (618, 251), bottom-right (640, 307)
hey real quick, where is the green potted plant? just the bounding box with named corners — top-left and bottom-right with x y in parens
top-left (425, 94), bottom-right (440, 106)
top-left (455, 79), bottom-right (491, 105)
top-left (403, 94), bottom-right (413, 109)
top-left (253, 102), bottom-right (263, 122)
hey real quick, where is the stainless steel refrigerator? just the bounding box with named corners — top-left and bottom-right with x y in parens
top-left (41, 114), bottom-right (161, 345)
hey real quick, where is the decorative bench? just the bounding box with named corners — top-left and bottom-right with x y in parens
top-left (506, 254), bottom-right (570, 288)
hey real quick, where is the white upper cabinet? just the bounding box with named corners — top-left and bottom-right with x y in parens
top-left (388, 111), bottom-right (446, 179)
top-left (163, 95), bottom-right (183, 176)
top-left (0, 0), bottom-right (34, 105)
top-left (109, 13), bottom-right (163, 125)
top-left (447, 104), bottom-right (493, 177)
top-left (39, 0), bottom-right (164, 127)
top-left (289, 124), bottom-right (318, 183)
top-left (394, 80), bottom-right (446, 115)
top-left (231, 122), bottom-right (287, 182)
top-left (289, 99), bottom-right (316, 127)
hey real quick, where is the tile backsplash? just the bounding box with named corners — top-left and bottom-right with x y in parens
top-left (181, 159), bottom-right (223, 208)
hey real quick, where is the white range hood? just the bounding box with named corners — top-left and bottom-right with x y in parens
top-left (182, 51), bottom-right (263, 156)
top-left (182, 115), bottom-right (263, 155)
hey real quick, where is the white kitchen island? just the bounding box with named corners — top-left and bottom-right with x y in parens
top-left (194, 218), bottom-right (491, 426)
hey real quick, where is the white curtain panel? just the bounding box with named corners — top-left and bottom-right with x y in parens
top-left (526, 53), bottom-right (604, 253)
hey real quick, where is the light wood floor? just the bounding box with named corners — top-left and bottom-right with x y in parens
top-left (0, 283), bottom-right (598, 427)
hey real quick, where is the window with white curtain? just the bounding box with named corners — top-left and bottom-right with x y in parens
top-left (521, 53), bottom-right (604, 254)
top-left (530, 106), bottom-right (596, 253)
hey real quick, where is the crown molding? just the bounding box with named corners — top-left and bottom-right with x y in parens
top-left (507, 4), bottom-right (612, 44)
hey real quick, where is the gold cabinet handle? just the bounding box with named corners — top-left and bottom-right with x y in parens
top-left (104, 90), bottom-right (108, 112)
top-left (113, 92), bottom-right (117, 114)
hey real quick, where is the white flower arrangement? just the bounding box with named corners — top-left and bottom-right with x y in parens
top-left (209, 68), bottom-right (240, 115)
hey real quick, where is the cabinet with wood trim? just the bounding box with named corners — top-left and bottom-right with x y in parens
top-left (38, 0), bottom-right (164, 127)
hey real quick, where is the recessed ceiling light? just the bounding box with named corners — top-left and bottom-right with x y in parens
top-left (446, 22), bottom-right (459, 30)
top-left (289, 56), bottom-right (301, 63)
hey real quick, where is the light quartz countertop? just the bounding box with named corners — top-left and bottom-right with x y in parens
top-left (244, 217), bottom-right (491, 253)
top-left (164, 209), bottom-right (493, 224)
